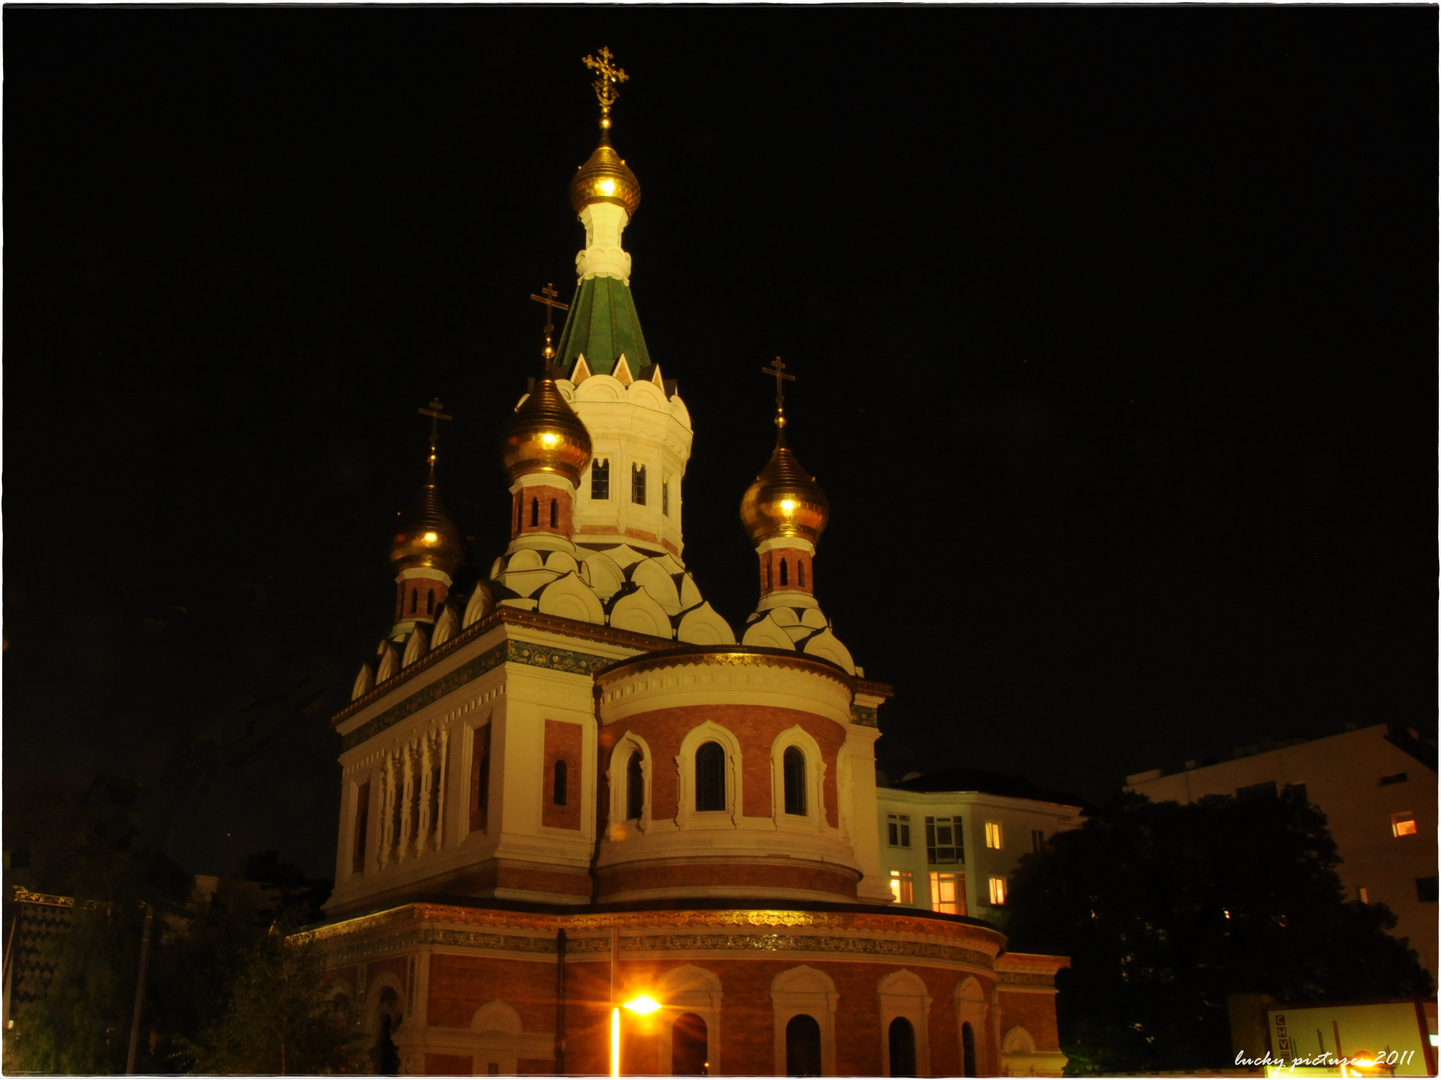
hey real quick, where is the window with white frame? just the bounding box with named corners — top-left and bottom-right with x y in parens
top-left (890, 869), bottom-right (914, 906)
top-left (929, 871), bottom-right (963, 915)
top-left (888, 813), bottom-right (911, 848)
top-left (988, 876), bottom-right (1007, 905)
top-left (926, 816), bottom-right (960, 864)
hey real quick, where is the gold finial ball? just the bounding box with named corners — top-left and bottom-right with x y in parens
top-left (499, 377), bottom-right (594, 485)
top-left (390, 484), bottom-right (465, 574)
top-left (569, 137), bottom-right (641, 218)
top-left (739, 443), bottom-right (830, 546)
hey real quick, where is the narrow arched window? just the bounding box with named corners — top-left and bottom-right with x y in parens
top-left (695, 741), bottom-right (725, 812)
top-left (516, 498), bottom-right (523, 531)
top-left (783, 746), bottom-right (807, 816)
top-left (889, 1017), bottom-right (917, 1077)
top-left (592, 458), bottom-right (610, 500)
top-left (626, 750), bottom-right (644, 821)
top-left (797, 559), bottom-right (806, 588)
top-left (780, 557), bottom-right (789, 586)
top-left (962, 1021), bottom-right (977, 1077)
top-left (550, 499), bottom-right (558, 528)
top-left (765, 558), bottom-right (772, 592)
top-left (426, 589), bottom-right (435, 615)
top-left (553, 759), bottom-right (568, 806)
top-left (530, 497), bottom-right (539, 527)
top-left (410, 588), bottom-right (418, 613)
top-left (631, 463), bottom-right (647, 505)
top-left (785, 1014), bottom-right (822, 1077)
top-left (672, 1012), bottom-right (708, 1076)
top-left (470, 725), bottom-right (491, 832)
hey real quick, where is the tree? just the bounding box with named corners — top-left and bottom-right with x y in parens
top-left (1004, 789), bottom-right (1432, 1074)
top-left (185, 919), bottom-right (355, 1075)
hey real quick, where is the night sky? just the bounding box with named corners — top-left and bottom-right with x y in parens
top-left (5, 9), bottom-right (1436, 880)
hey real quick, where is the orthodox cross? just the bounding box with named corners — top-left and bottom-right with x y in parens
top-left (528, 283), bottom-right (570, 362)
top-left (582, 47), bottom-right (629, 122)
top-left (762, 357), bottom-right (795, 428)
top-left (417, 398), bottom-right (453, 471)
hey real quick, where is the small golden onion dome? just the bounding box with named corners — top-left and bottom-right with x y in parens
top-left (499, 376), bottom-right (593, 485)
top-left (739, 435), bottom-right (830, 546)
top-left (569, 133), bottom-right (641, 218)
top-left (390, 478), bottom-right (464, 575)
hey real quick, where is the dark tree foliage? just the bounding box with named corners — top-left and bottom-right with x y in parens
top-left (1004, 790), bottom-right (1432, 1074)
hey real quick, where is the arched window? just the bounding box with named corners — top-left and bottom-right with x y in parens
top-left (516, 498), bottom-right (523, 531)
top-left (631, 463), bottom-right (647, 505)
top-left (695, 742), bottom-right (726, 812)
top-left (426, 589), bottom-right (435, 615)
top-left (553, 759), bottom-right (568, 806)
top-left (889, 1018), bottom-right (917, 1077)
top-left (783, 746), bottom-right (807, 816)
top-left (672, 1012), bottom-right (708, 1076)
top-left (962, 1021), bottom-right (977, 1077)
top-left (780, 557), bottom-right (789, 586)
top-left (373, 1010), bottom-right (400, 1075)
top-left (765, 558), bottom-right (772, 592)
top-left (550, 499), bottom-right (558, 528)
top-left (798, 559), bottom-right (806, 588)
top-left (409, 588), bottom-right (418, 614)
top-left (592, 458), bottom-right (610, 500)
top-left (785, 1014), bottom-right (822, 1077)
top-left (626, 750), bottom-right (644, 821)
top-left (530, 497), bottom-right (539, 527)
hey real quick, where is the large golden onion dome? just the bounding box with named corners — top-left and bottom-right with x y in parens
top-left (569, 132), bottom-right (641, 218)
top-left (390, 472), bottom-right (465, 575)
top-left (499, 375), bottom-right (593, 485)
top-left (739, 432), bottom-right (830, 546)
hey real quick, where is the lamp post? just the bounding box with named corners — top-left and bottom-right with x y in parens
top-left (610, 995), bottom-right (662, 1077)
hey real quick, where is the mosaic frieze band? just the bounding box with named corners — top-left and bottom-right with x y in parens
top-left (850, 705), bottom-right (879, 728)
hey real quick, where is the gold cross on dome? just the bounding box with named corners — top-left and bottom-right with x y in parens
top-left (582, 47), bottom-right (629, 118)
top-left (417, 397), bottom-right (453, 453)
top-left (762, 357), bottom-right (796, 432)
top-left (528, 283), bottom-right (570, 362)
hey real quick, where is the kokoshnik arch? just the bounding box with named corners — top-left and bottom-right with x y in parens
top-left (298, 48), bottom-right (1069, 1078)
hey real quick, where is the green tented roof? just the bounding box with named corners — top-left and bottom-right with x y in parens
top-left (554, 274), bottom-right (652, 376)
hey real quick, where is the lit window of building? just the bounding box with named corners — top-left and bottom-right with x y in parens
top-left (1392, 811), bottom-right (1417, 837)
top-left (889, 869), bottom-right (914, 905)
top-left (887, 813), bottom-right (911, 848)
top-left (925, 816), bottom-right (960, 864)
top-left (985, 821), bottom-right (1002, 849)
top-left (988, 876), bottom-right (1007, 906)
top-left (929, 871), bottom-right (963, 915)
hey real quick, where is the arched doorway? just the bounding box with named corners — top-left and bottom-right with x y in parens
top-left (786, 1014), bottom-right (822, 1077)
top-left (888, 1017), bottom-right (917, 1077)
top-left (672, 1011), bottom-right (708, 1075)
top-left (370, 987), bottom-right (402, 1076)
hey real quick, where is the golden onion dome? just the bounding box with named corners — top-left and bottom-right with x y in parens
top-left (390, 474), bottom-right (465, 575)
top-left (569, 133), bottom-right (641, 218)
top-left (739, 433), bottom-right (830, 546)
top-left (499, 376), bottom-right (593, 485)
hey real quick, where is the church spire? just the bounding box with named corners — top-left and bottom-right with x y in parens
top-left (389, 399), bottom-right (464, 638)
top-left (554, 47), bottom-right (650, 378)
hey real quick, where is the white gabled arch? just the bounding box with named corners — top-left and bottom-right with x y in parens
top-left (471, 999), bottom-right (525, 1075)
top-left (877, 969), bottom-right (932, 1076)
top-left (462, 583), bottom-right (494, 628)
top-left (770, 725), bottom-right (827, 832)
top-left (401, 626), bottom-right (428, 667)
top-left (431, 603), bottom-right (459, 647)
top-left (954, 976), bottom-right (989, 1076)
top-left (675, 721), bottom-right (743, 828)
top-left (676, 601), bottom-right (737, 645)
top-left (363, 970), bottom-right (408, 1040)
top-left (771, 965), bottom-right (838, 1077)
top-left (352, 663), bottom-right (374, 701)
top-left (606, 731), bottom-right (654, 837)
top-left (655, 963), bottom-right (723, 1075)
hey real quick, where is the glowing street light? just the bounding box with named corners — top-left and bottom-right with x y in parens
top-left (611, 994), bottom-right (663, 1077)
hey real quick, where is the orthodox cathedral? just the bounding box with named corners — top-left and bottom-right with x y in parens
top-left (305, 50), bottom-right (1067, 1077)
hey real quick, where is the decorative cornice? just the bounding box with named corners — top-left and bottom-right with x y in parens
top-left (333, 608), bottom-right (678, 731)
top-left (855, 678), bottom-right (894, 700)
top-left (596, 646), bottom-right (853, 694)
top-left (11, 886), bottom-right (76, 908)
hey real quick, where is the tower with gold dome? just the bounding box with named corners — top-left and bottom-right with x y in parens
top-left (306, 49), bottom-right (1068, 1079)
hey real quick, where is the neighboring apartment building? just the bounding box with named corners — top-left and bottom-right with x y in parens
top-left (876, 769), bottom-right (1086, 920)
top-left (1127, 723), bottom-right (1437, 980)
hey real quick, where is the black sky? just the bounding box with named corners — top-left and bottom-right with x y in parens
top-left (4, 8), bottom-right (1437, 879)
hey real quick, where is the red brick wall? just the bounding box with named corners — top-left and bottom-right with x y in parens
top-left (394, 577), bottom-right (450, 622)
top-left (428, 953), bottom-right (562, 1031)
top-left (425, 1052), bottom-right (472, 1074)
top-left (495, 863), bottom-right (592, 897)
top-left (541, 719), bottom-right (583, 830)
top-left (598, 704), bottom-right (844, 826)
top-left (759, 548), bottom-right (816, 598)
top-left (511, 485), bottom-right (574, 541)
top-left (998, 988), bottom-right (1062, 1049)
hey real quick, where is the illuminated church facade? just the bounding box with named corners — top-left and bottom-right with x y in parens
top-left (305, 50), bottom-right (1067, 1078)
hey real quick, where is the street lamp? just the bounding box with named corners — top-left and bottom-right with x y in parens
top-left (610, 995), bottom-right (663, 1077)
